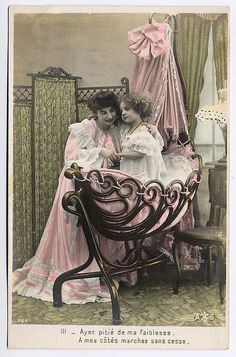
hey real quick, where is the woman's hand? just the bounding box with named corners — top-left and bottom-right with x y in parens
top-left (116, 152), bottom-right (123, 158)
top-left (100, 148), bottom-right (119, 162)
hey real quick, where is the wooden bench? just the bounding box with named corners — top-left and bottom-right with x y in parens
top-left (53, 156), bottom-right (202, 324)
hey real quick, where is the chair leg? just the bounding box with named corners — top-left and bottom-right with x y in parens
top-left (111, 287), bottom-right (121, 325)
top-left (102, 273), bottom-right (121, 325)
top-left (53, 276), bottom-right (64, 307)
top-left (216, 245), bottom-right (225, 304)
top-left (172, 240), bottom-right (181, 294)
top-left (53, 271), bottom-right (77, 307)
top-left (206, 246), bottom-right (212, 286)
top-left (160, 260), bottom-right (168, 273)
top-left (53, 260), bottom-right (94, 307)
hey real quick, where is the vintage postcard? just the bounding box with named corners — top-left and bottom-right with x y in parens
top-left (7, 4), bottom-right (230, 351)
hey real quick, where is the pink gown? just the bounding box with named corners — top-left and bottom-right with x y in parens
top-left (12, 119), bottom-right (136, 304)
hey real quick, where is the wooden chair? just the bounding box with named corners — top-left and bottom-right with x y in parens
top-left (172, 163), bottom-right (227, 304)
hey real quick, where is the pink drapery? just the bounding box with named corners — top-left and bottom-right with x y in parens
top-left (128, 20), bottom-right (188, 149)
top-left (128, 20), bottom-right (199, 270)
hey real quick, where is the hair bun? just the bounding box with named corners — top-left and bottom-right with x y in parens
top-left (88, 91), bottom-right (119, 113)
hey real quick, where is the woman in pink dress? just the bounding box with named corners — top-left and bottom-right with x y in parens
top-left (12, 91), bottom-right (135, 304)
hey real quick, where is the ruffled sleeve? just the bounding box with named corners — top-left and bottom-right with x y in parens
top-left (64, 119), bottom-right (101, 168)
top-left (153, 128), bottom-right (165, 150)
top-left (122, 130), bottom-right (163, 156)
top-left (120, 129), bottom-right (167, 182)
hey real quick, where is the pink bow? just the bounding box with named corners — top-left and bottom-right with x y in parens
top-left (128, 21), bottom-right (170, 60)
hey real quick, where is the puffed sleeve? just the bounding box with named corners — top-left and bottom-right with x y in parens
top-left (64, 119), bottom-right (102, 168)
top-left (153, 129), bottom-right (165, 151)
top-left (123, 131), bottom-right (163, 156)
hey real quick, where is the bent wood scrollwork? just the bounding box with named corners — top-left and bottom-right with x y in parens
top-left (54, 157), bottom-right (202, 324)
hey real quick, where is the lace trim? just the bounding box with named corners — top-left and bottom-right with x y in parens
top-left (65, 148), bottom-right (101, 168)
top-left (195, 109), bottom-right (226, 125)
top-left (163, 154), bottom-right (192, 172)
top-left (122, 131), bottom-right (162, 156)
top-left (123, 141), bottom-right (157, 156)
top-left (13, 283), bottom-right (111, 304)
top-left (155, 130), bottom-right (165, 149)
top-left (13, 261), bottom-right (112, 304)
top-left (69, 121), bottom-right (86, 135)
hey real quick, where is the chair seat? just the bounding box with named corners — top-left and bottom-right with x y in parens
top-left (174, 226), bottom-right (225, 246)
top-left (172, 225), bottom-right (226, 304)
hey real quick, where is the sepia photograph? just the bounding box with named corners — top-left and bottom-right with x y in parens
top-left (6, 4), bottom-right (231, 351)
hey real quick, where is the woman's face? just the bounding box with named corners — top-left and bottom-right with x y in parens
top-left (120, 102), bottom-right (141, 124)
top-left (97, 107), bottom-right (117, 128)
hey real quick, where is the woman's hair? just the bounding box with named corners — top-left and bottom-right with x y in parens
top-left (88, 90), bottom-right (121, 115)
top-left (121, 92), bottom-right (153, 121)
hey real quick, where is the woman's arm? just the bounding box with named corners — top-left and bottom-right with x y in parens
top-left (64, 125), bottom-right (99, 164)
top-left (64, 120), bottom-right (119, 167)
top-left (100, 147), bottom-right (119, 161)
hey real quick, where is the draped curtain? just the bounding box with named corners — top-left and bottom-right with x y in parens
top-left (128, 19), bottom-right (200, 269)
top-left (129, 20), bottom-right (189, 149)
top-left (212, 14), bottom-right (228, 92)
top-left (175, 14), bottom-right (211, 141)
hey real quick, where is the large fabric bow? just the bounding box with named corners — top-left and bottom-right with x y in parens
top-left (128, 21), bottom-right (170, 60)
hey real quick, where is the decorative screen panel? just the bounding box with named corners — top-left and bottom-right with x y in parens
top-left (33, 77), bottom-right (77, 249)
top-left (13, 104), bottom-right (33, 267)
top-left (12, 72), bottom-right (128, 267)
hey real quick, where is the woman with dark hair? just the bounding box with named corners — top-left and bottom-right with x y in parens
top-left (12, 91), bottom-right (134, 304)
top-left (65, 90), bottom-right (121, 170)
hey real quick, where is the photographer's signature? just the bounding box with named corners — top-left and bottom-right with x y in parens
top-left (193, 311), bottom-right (215, 322)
